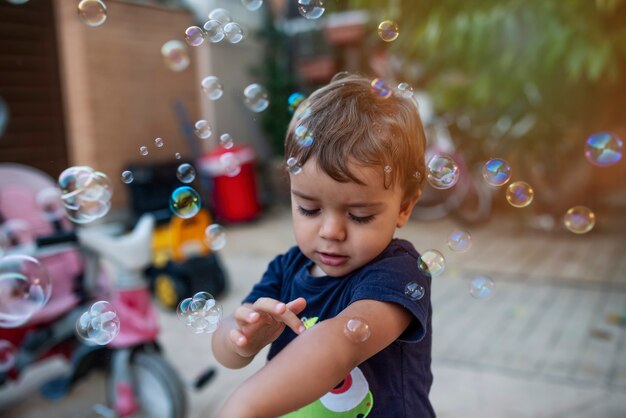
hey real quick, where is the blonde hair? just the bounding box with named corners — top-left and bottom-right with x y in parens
top-left (285, 74), bottom-right (426, 205)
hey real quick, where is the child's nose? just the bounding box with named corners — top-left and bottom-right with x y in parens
top-left (319, 215), bottom-right (346, 241)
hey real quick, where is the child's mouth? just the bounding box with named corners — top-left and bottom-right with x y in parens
top-left (317, 252), bottom-right (348, 266)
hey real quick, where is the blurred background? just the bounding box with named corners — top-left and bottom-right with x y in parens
top-left (0, 0), bottom-right (625, 417)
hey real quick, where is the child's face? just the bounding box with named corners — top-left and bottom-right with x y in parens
top-left (290, 158), bottom-right (416, 277)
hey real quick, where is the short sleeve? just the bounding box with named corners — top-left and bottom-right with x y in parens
top-left (241, 253), bottom-right (285, 305)
top-left (350, 250), bottom-right (431, 342)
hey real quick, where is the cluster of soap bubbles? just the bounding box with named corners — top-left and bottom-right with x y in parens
top-left (75, 301), bottom-right (120, 345)
top-left (58, 166), bottom-right (112, 224)
top-left (297, 0), bottom-right (326, 19)
top-left (186, 8), bottom-right (245, 47)
top-left (378, 20), bottom-right (400, 42)
top-left (243, 84), bottom-right (270, 113)
top-left (343, 317), bottom-right (370, 343)
top-left (205, 224), bottom-right (226, 251)
top-left (0, 339), bottom-right (17, 372)
top-left (169, 186), bottom-right (201, 219)
top-left (161, 40), bottom-right (190, 72)
top-left (177, 292), bottom-right (223, 334)
top-left (426, 154), bottom-right (460, 190)
top-left (417, 249), bottom-right (446, 278)
top-left (0, 255), bottom-right (51, 328)
top-left (176, 163), bottom-right (196, 184)
top-left (78, 0), bottom-right (107, 27)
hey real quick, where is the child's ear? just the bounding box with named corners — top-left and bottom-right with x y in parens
top-left (397, 191), bottom-right (421, 228)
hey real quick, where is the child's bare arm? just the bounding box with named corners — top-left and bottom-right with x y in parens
top-left (214, 298), bottom-right (412, 418)
top-left (212, 298), bottom-right (307, 369)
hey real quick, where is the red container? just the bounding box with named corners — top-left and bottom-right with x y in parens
top-left (198, 145), bottom-right (260, 223)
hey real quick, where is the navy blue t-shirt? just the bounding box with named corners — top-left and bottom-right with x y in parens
top-left (243, 239), bottom-right (435, 418)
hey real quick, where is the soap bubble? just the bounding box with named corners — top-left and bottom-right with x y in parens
top-left (288, 92), bottom-right (306, 114)
top-left (175, 152), bottom-right (182, 160)
top-left (121, 170), bottom-right (134, 184)
top-left (286, 157), bottom-right (302, 175)
top-left (404, 282), bottom-right (425, 301)
top-left (203, 20), bottom-right (225, 43)
top-left (426, 154), bottom-right (460, 189)
top-left (75, 301), bottom-right (120, 345)
top-left (297, 0), bottom-right (325, 20)
top-left (482, 158), bottom-right (512, 186)
top-left (243, 84), bottom-right (269, 112)
top-left (224, 22), bottom-right (244, 44)
top-left (447, 230), bottom-right (472, 252)
top-left (220, 152), bottom-right (242, 177)
top-left (77, 0), bottom-right (107, 27)
top-left (185, 26), bottom-right (206, 47)
top-left (170, 186), bottom-right (201, 219)
top-left (396, 82), bottom-right (413, 98)
top-left (58, 166), bottom-right (112, 223)
top-left (344, 317), bottom-right (370, 343)
top-left (506, 181), bottom-right (534, 208)
top-left (219, 133), bottom-right (234, 149)
top-left (208, 8), bottom-right (232, 25)
top-left (242, 0), bottom-right (263, 11)
top-left (294, 125), bottom-right (314, 147)
top-left (194, 120), bottom-right (212, 140)
top-left (469, 276), bottom-right (495, 300)
top-left (370, 78), bottom-right (392, 99)
top-left (177, 292), bottom-right (222, 334)
top-left (205, 224), bottom-right (226, 250)
top-left (584, 132), bottom-right (622, 167)
top-left (201, 76), bottom-right (224, 101)
top-left (563, 206), bottom-right (596, 234)
top-left (378, 20), bottom-right (399, 42)
top-left (154, 137), bottom-right (164, 148)
top-left (161, 40), bottom-right (190, 72)
top-left (176, 163), bottom-right (196, 184)
top-left (0, 340), bottom-right (16, 372)
top-left (0, 255), bottom-right (52, 328)
top-left (139, 146), bottom-right (148, 156)
top-left (417, 250), bottom-right (445, 278)
top-left (0, 97), bottom-right (9, 139)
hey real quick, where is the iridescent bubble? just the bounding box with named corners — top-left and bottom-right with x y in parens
top-left (170, 186), bottom-right (201, 219)
top-left (139, 146), bottom-right (148, 156)
top-left (286, 157), bottom-right (302, 175)
top-left (417, 249), bottom-right (445, 278)
top-left (482, 158), bottom-right (512, 186)
top-left (201, 76), bottom-right (224, 101)
top-left (564, 206), bottom-right (596, 234)
top-left (160, 40), bottom-right (190, 72)
top-left (426, 154), bottom-right (460, 190)
top-left (447, 230), bottom-right (472, 252)
top-left (0, 255), bottom-right (52, 328)
top-left (344, 317), bottom-right (370, 343)
top-left (205, 224), bottom-right (226, 250)
top-left (79, 171), bottom-right (113, 202)
top-left (185, 26), bottom-right (206, 47)
top-left (208, 8), bottom-right (232, 25)
top-left (370, 78), bottom-right (392, 99)
top-left (0, 340), bottom-right (16, 373)
top-left (294, 125), bottom-right (314, 147)
top-left (243, 84), bottom-right (269, 112)
top-left (77, 0), bottom-right (107, 27)
top-left (297, 0), bottom-right (325, 20)
top-left (58, 166), bottom-right (112, 220)
top-left (154, 137), bottom-right (164, 148)
top-left (506, 181), bottom-right (534, 208)
top-left (194, 120), bottom-right (212, 140)
top-left (58, 165), bottom-right (94, 206)
top-left (469, 276), bottom-right (495, 300)
top-left (584, 132), bottom-right (623, 167)
top-left (176, 163), bottom-right (196, 184)
top-left (121, 170), bottom-right (134, 184)
top-left (177, 291), bottom-right (223, 334)
top-left (220, 152), bottom-right (241, 177)
top-left (75, 301), bottom-right (120, 345)
top-left (288, 92), bottom-right (306, 114)
top-left (0, 97), bottom-right (9, 139)
top-left (203, 20), bottom-right (225, 43)
top-left (378, 20), bottom-right (399, 42)
top-left (175, 152), bottom-right (182, 160)
top-left (404, 282), bottom-right (425, 301)
top-left (396, 82), bottom-right (413, 98)
top-left (242, 0), bottom-right (263, 11)
top-left (224, 22), bottom-right (244, 44)
top-left (219, 133), bottom-right (234, 149)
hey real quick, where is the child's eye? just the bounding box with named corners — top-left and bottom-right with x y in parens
top-left (349, 213), bottom-right (375, 224)
top-left (297, 206), bottom-right (319, 217)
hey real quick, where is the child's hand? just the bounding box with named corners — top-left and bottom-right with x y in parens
top-left (229, 297), bottom-right (307, 358)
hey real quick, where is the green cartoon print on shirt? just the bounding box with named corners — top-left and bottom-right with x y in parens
top-left (280, 317), bottom-right (374, 418)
